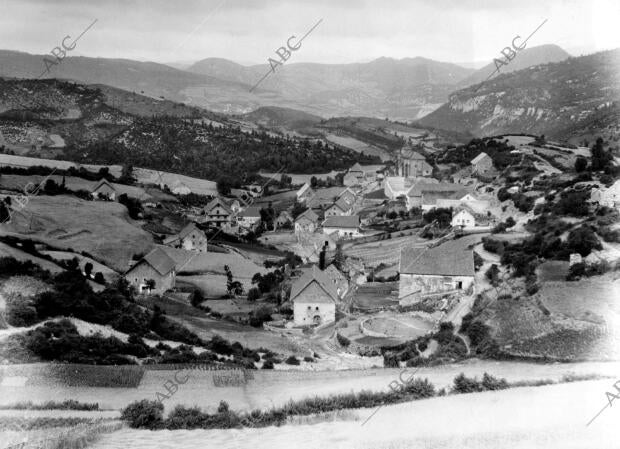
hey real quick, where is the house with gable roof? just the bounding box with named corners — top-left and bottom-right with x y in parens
top-left (325, 196), bottom-right (353, 217)
top-left (125, 247), bottom-right (176, 295)
top-left (296, 183), bottom-right (315, 204)
top-left (163, 223), bottom-right (208, 252)
top-left (295, 209), bottom-right (319, 234)
top-left (398, 151), bottom-right (433, 178)
top-left (322, 215), bottom-right (360, 238)
top-left (399, 239), bottom-right (475, 305)
top-left (291, 265), bottom-right (339, 325)
top-left (91, 179), bottom-right (116, 200)
top-left (471, 152), bottom-right (494, 174)
top-left (343, 162), bottom-right (366, 186)
top-left (204, 197), bottom-right (233, 228)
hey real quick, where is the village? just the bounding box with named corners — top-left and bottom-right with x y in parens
top-left (3, 132), bottom-right (618, 366)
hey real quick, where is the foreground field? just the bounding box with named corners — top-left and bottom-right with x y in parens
top-left (90, 379), bottom-right (618, 449)
top-left (2, 360), bottom-right (619, 414)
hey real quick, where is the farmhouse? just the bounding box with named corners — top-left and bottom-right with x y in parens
top-left (406, 181), bottom-right (482, 211)
top-left (322, 215), bottom-right (360, 238)
top-left (343, 163), bottom-right (365, 186)
top-left (325, 197), bottom-right (353, 217)
top-left (591, 180), bottom-right (620, 209)
top-left (238, 205), bottom-right (262, 229)
top-left (91, 179), bottom-right (116, 200)
top-left (398, 239), bottom-right (475, 304)
top-left (291, 265), bottom-right (338, 326)
top-left (295, 209), bottom-right (319, 234)
top-left (471, 152), bottom-right (494, 174)
top-left (338, 188), bottom-right (356, 207)
top-left (204, 197), bottom-right (233, 228)
top-left (163, 223), bottom-right (208, 252)
top-left (125, 247), bottom-right (176, 295)
top-left (451, 208), bottom-right (476, 228)
top-left (275, 210), bottom-right (293, 228)
top-left (296, 183), bottom-right (315, 204)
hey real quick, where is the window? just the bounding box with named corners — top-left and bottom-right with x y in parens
top-left (315, 307), bottom-right (319, 310)
top-left (307, 306), bottom-right (311, 310)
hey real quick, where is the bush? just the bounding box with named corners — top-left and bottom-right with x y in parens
top-left (121, 400), bottom-right (164, 429)
top-left (247, 287), bottom-right (261, 302)
top-left (262, 360), bottom-right (274, 369)
top-left (336, 333), bottom-right (351, 347)
top-left (452, 373), bottom-right (484, 393)
top-left (285, 356), bottom-right (300, 365)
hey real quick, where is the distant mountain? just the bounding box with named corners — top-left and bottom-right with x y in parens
top-left (458, 44), bottom-right (570, 88)
top-left (187, 56), bottom-right (476, 119)
top-left (0, 50), bottom-right (245, 103)
top-left (418, 49), bottom-right (620, 139)
top-left (0, 46), bottom-right (573, 122)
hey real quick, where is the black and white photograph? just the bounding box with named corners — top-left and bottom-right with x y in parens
top-left (0, 0), bottom-right (619, 448)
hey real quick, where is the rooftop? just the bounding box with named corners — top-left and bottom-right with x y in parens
top-left (290, 265), bottom-right (339, 303)
top-left (128, 247), bottom-right (176, 276)
top-left (322, 215), bottom-right (360, 228)
top-left (400, 238), bottom-right (475, 277)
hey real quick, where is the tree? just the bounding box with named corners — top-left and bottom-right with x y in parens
top-left (333, 243), bottom-right (345, 271)
top-left (567, 226), bottom-right (602, 257)
top-left (190, 289), bottom-right (204, 307)
top-left (485, 264), bottom-right (500, 285)
top-left (84, 262), bottom-right (93, 278)
top-left (0, 200), bottom-right (11, 223)
top-left (224, 265), bottom-right (243, 297)
top-left (93, 272), bottom-right (105, 284)
top-left (574, 156), bottom-right (588, 172)
top-left (145, 279), bottom-right (156, 291)
top-left (591, 137), bottom-right (612, 171)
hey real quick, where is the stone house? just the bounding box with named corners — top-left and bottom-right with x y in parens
top-left (398, 151), bottom-right (432, 178)
top-left (295, 209), bottom-right (319, 234)
top-left (91, 179), bottom-right (116, 200)
top-left (323, 264), bottom-right (349, 298)
top-left (238, 205), bottom-right (262, 229)
top-left (325, 197), bottom-right (353, 217)
top-left (204, 197), bottom-right (233, 228)
top-left (291, 265), bottom-right (338, 326)
top-left (163, 223), bottom-right (208, 252)
top-left (471, 152), bottom-right (494, 174)
top-left (343, 163), bottom-right (365, 186)
top-left (399, 239), bottom-right (475, 305)
top-left (322, 215), bottom-right (361, 238)
top-left (125, 247), bottom-right (176, 295)
top-left (296, 183), bottom-right (315, 204)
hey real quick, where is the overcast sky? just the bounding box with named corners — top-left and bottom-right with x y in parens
top-left (1, 0), bottom-right (619, 67)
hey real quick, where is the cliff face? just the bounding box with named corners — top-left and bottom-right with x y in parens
top-left (419, 49), bottom-right (620, 138)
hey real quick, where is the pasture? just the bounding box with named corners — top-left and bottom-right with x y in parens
top-left (0, 195), bottom-right (153, 272)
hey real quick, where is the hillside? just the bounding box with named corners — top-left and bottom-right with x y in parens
top-left (418, 49), bottom-right (620, 139)
top-left (240, 106), bottom-right (322, 134)
top-left (0, 79), bottom-right (381, 184)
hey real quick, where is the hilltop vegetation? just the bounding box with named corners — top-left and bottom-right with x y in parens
top-left (0, 79), bottom-right (380, 187)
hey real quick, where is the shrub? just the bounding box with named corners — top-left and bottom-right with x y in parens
top-left (336, 333), bottom-right (351, 347)
top-left (481, 373), bottom-right (509, 390)
top-left (262, 360), bottom-right (274, 369)
top-left (452, 373), bottom-right (484, 393)
top-left (285, 356), bottom-right (300, 365)
top-left (121, 400), bottom-right (164, 429)
top-left (247, 287), bottom-right (261, 302)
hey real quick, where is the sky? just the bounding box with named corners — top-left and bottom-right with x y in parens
top-left (1, 0), bottom-right (619, 67)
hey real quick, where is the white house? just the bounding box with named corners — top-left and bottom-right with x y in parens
top-left (291, 265), bottom-right (338, 326)
top-left (91, 179), bottom-right (116, 200)
top-left (451, 209), bottom-right (476, 228)
top-left (238, 205), bottom-right (262, 229)
top-left (322, 215), bottom-right (361, 238)
top-left (591, 180), bottom-right (620, 209)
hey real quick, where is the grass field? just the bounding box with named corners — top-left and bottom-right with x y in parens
top-left (89, 379), bottom-right (620, 449)
top-left (0, 195), bottom-right (154, 271)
